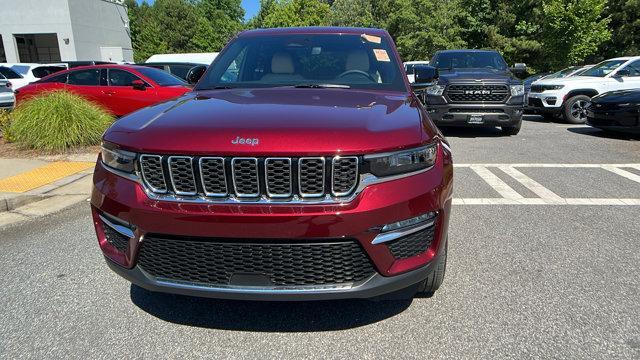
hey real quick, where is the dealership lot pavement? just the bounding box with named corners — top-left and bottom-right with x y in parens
top-left (1, 117), bottom-right (639, 359)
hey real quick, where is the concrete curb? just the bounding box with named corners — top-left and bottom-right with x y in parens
top-left (0, 168), bottom-right (94, 228)
top-left (0, 194), bottom-right (89, 229)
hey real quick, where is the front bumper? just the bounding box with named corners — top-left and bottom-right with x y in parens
top-left (425, 102), bottom-right (523, 127)
top-left (586, 108), bottom-right (640, 133)
top-left (0, 92), bottom-right (15, 110)
top-left (526, 91), bottom-right (564, 114)
top-left (91, 145), bottom-right (453, 300)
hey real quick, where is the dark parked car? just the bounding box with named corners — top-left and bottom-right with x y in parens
top-left (586, 89), bottom-right (640, 134)
top-left (92, 27), bottom-right (453, 301)
top-left (140, 62), bottom-right (204, 81)
top-left (421, 49), bottom-right (526, 135)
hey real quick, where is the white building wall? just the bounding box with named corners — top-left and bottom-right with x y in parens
top-left (0, 0), bottom-right (76, 62)
top-left (0, 0), bottom-right (133, 63)
top-left (67, 0), bottom-right (133, 62)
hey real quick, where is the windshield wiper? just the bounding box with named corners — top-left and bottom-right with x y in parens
top-left (293, 83), bottom-right (351, 89)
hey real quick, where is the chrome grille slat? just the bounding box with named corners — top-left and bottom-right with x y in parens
top-left (199, 157), bottom-right (227, 196)
top-left (331, 156), bottom-right (359, 196)
top-left (231, 158), bottom-right (260, 197)
top-left (139, 155), bottom-right (167, 193)
top-left (139, 155), bottom-right (358, 201)
top-left (168, 156), bottom-right (197, 195)
top-left (265, 158), bottom-right (292, 198)
top-left (298, 157), bottom-right (325, 197)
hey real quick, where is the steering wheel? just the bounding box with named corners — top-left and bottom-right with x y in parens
top-left (337, 70), bottom-right (376, 82)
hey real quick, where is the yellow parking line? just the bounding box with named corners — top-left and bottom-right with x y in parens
top-left (0, 161), bottom-right (94, 193)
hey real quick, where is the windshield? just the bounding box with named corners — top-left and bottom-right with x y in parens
top-left (197, 33), bottom-right (406, 92)
top-left (136, 66), bottom-right (186, 86)
top-left (579, 60), bottom-right (626, 77)
top-left (0, 66), bottom-right (23, 79)
top-left (431, 51), bottom-right (508, 71)
top-left (545, 66), bottom-right (581, 79)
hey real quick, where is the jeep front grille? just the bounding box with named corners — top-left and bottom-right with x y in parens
top-left (138, 155), bottom-right (359, 201)
top-left (446, 84), bottom-right (509, 103)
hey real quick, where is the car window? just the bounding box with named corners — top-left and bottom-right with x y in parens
top-left (39, 72), bottom-right (68, 84)
top-left (0, 66), bottom-right (23, 79)
top-left (580, 60), bottom-right (627, 77)
top-left (108, 69), bottom-right (143, 86)
top-left (32, 66), bottom-right (66, 79)
top-left (198, 33), bottom-right (406, 91)
top-left (622, 60), bottom-right (640, 77)
top-left (136, 67), bottom-right (185, 86)
top-left (168, 65), bottom-right (192, 80)
top-left (67, 69), bottom-right (100, 86)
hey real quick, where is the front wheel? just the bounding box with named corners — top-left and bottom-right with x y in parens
top-left (563, 95), bottom-right (591, 124)
top-left (416, 240), bottom-right (447, 296)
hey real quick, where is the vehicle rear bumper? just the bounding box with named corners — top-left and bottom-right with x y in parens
top-left (427, 103), bottom-right (523, 127)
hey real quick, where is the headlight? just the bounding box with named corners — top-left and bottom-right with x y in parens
top-left (365, 144), bottom-right (437, 177)
top-left (101, 142), bottom-right (137, 174)
top-left (510, 85), bottom-right (525, 96)
top-left (425, 84), bottom-right (445, 96)
top-left (541, 84), bottom-right (564, 91)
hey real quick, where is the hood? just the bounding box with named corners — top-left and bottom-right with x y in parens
top-left (532, 75), bottom-right (602, 86)
top-left (104, 88), bottom-right (431, 156)
top-left (437, 68), bottom-right (519, 84)
top-left (592, 89), bottom-right (640, 104)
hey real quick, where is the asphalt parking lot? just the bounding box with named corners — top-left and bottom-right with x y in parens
top-left (1, 116), bottom-right (639, 359)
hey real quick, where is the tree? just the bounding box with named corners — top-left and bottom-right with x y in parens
top-left (599, 0), bottom-right (640, 57)
top-left (262, 0), bottom-right (331, 27)
top-left (329, 0), bottom-right (374, 27)
top-left (540, 0), bottom-right (610, 69)
top-left (384, 0), bottom-right (468, 61)
top-left (247, 0), bottom-right (278, 28)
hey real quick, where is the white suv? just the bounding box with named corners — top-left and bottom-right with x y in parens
top-left (528, 57), bottom-right (640, 123)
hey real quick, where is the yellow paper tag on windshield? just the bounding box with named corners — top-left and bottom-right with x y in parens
top-left (373, 49), bottom-right (390, 62)
top-left (361, 34), bottom-right (382, 44)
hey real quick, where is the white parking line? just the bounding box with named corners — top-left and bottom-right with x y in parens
top-left (453, 163), bottom-right (640, 206)
top-left (469, 165), bottom-right (523, 200)
top-left (497, 166), bottom-right (564, 204)
top-left (601, 166), bottom-right (640, 184)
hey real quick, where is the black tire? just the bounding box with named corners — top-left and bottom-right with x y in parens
top-left (562, 95), bottom-right (591, 124)
top-left (417, 240), bottom-right (447, 296)
top-left (501, 119), bottom-right (522, 136)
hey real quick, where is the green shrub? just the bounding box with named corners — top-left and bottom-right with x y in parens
top-left (7, 90), bottom-right (113, 152)
top-left (0, 110), bottom-right (10, 133)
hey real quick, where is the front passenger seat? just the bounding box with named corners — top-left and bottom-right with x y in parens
top-left (261, 52), bottom-right (304, 83)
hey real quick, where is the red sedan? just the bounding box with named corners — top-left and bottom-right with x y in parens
top-left (16, 65), bottom-right (191, 117)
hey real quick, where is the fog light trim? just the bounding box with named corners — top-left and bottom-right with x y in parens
top-left (372, 212), bottom-right (436, 245)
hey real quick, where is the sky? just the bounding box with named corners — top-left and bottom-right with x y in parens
top-left (136, 0), bottom-right (260, 21)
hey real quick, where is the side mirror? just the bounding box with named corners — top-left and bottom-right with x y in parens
top-left (132, 79), bottom-right (146, 91)
top-left (412, 65), bottom-right (439, 86)
top-left (186, 65), bottom-right (207, 85)
top-left (511, 63), bottom-right (527, 76)
top-left (614, 68), bottom-right (630, 78)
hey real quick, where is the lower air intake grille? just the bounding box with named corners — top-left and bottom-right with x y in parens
top-left (387, 225), bottom-right (435, 259)
top-left (102, 221), bottom-right (129, 252)
top-left (137, 236), bottom-right (376, 287)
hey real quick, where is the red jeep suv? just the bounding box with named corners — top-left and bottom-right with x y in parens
top-left (91, 27), bottom-right (453, 301)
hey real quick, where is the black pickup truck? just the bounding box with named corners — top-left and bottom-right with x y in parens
top-left (419, 49), bottom-right (526, 135)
